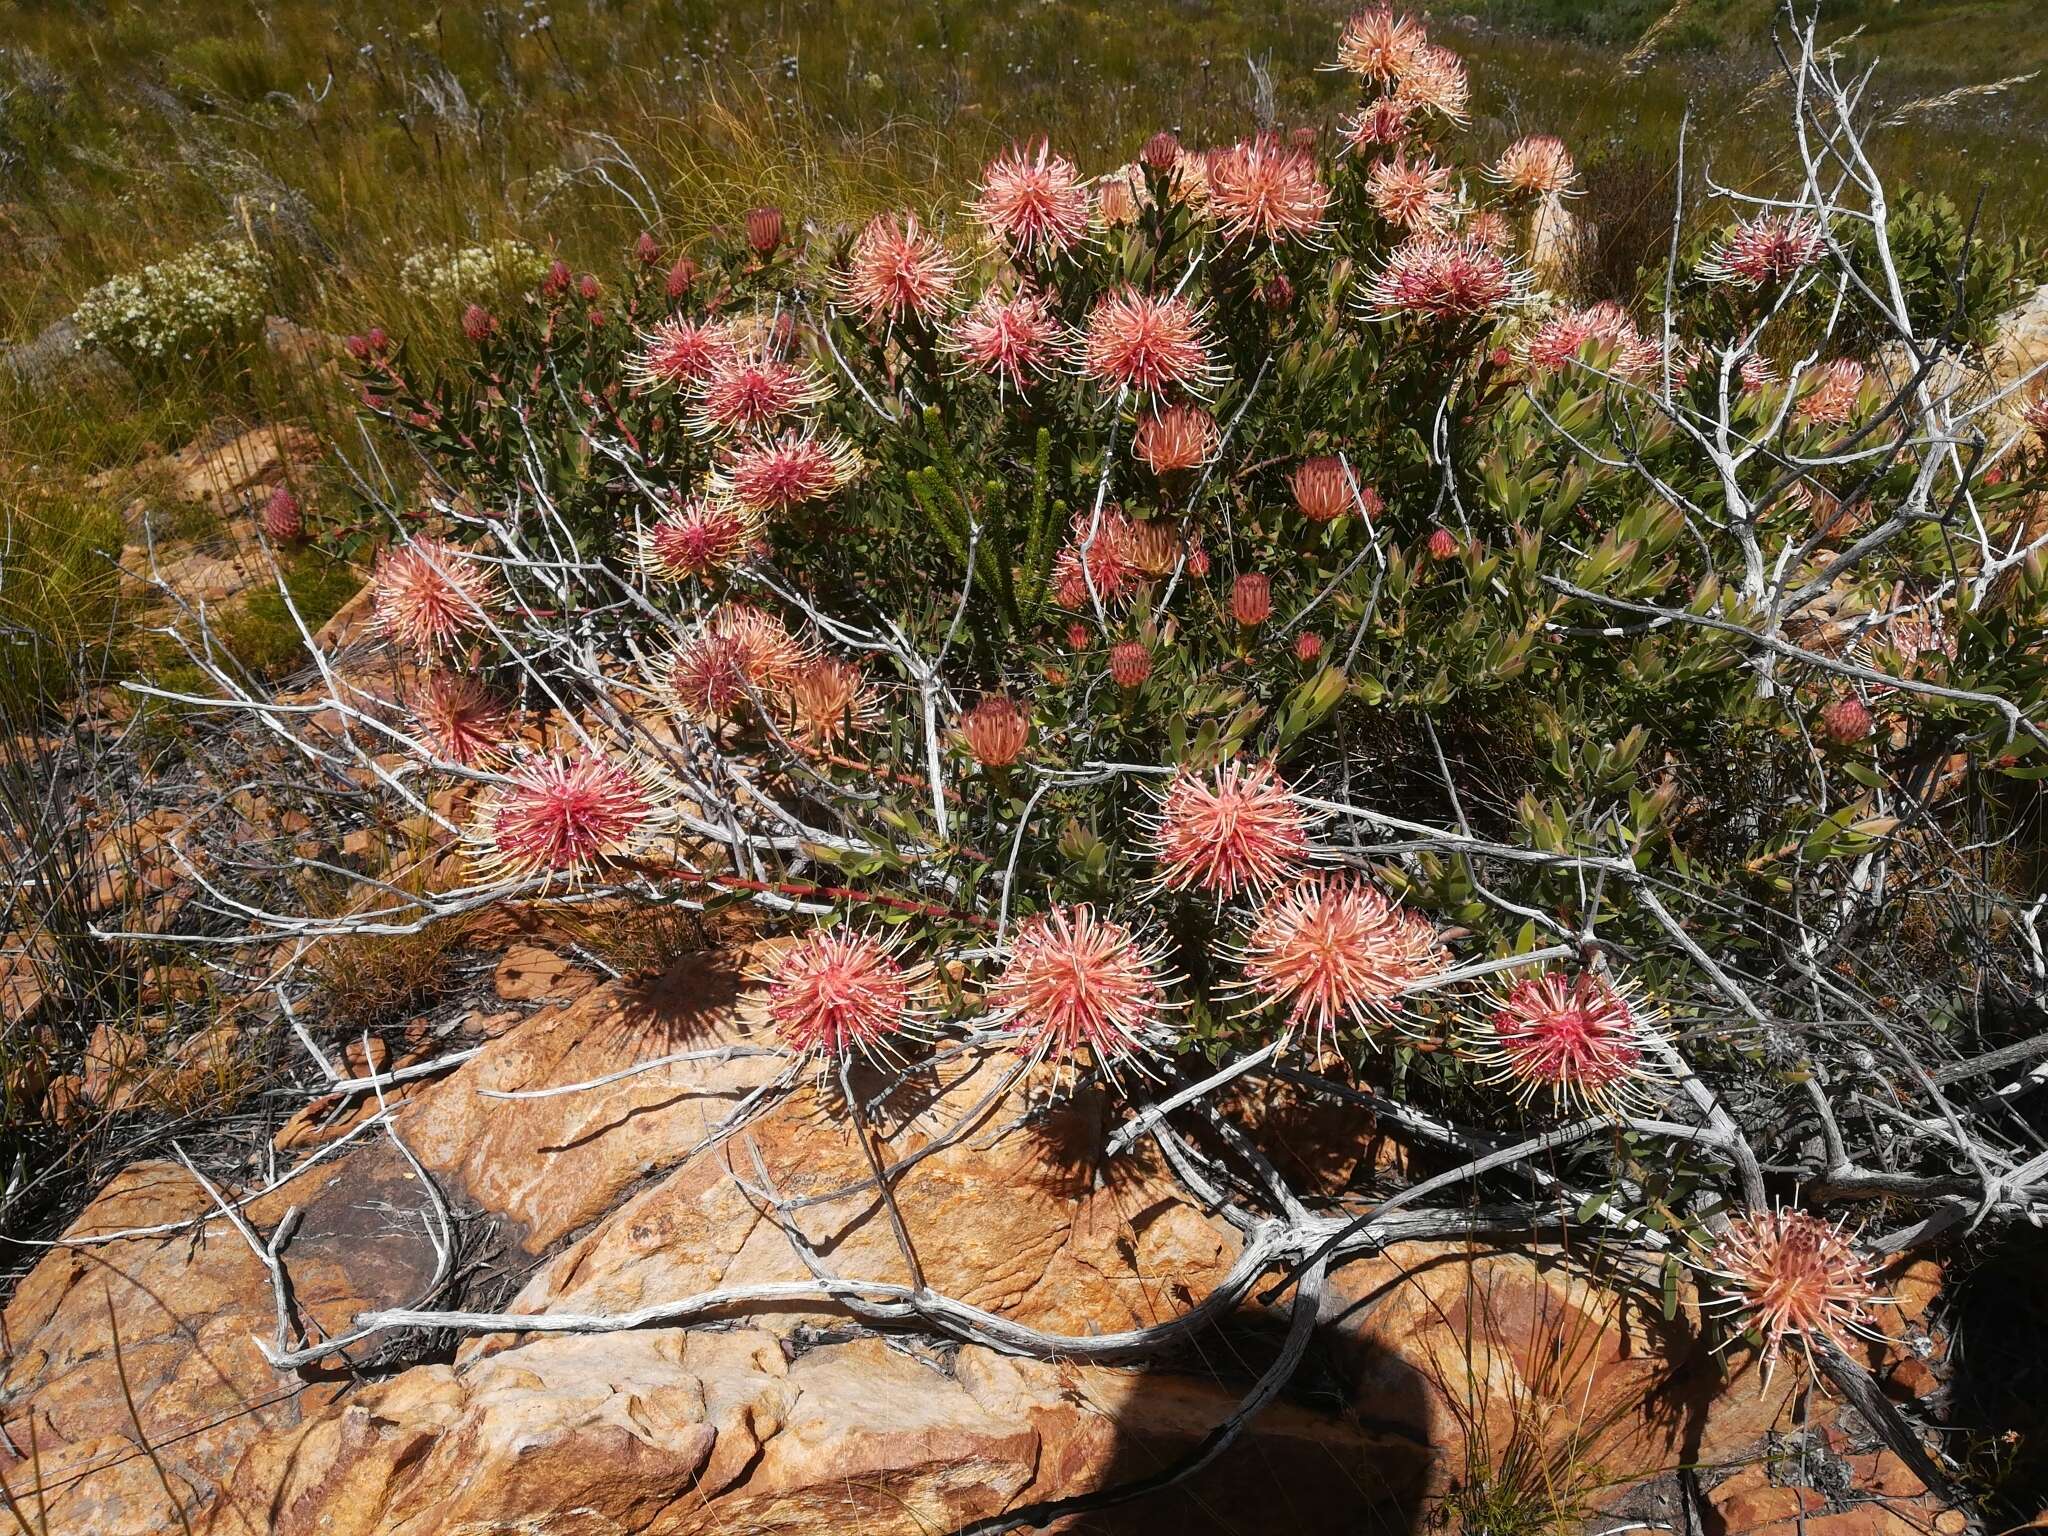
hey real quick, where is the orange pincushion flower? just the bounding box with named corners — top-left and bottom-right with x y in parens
top-left (627, 317), bottom-right (736, 391)
top-left (1471, 970), bottom-right (1666, 1117)
top-left (1702, 1208), bottom-right (1885, 1379)
top-left (1147, 760), bottom-right (1310, 900)
top-left (1124, 517), bottom-right (1183, 577)
top-left (715, 428), bottom-right (862, 514)
top-left (761, 929), bottom-right (924, 1063)
top-left (1231, 571), bottom-right (1272, 627)
top-left (959, 695), bottom-right (1031, 767)
top-left (372, 536), bottom-right (500, 659)
top-left (470, 755), bottom-right (661, 887)
top-left (1292, 456), bottom-right (1371, 523)
top-left (1796, 359), bottom-right (1867, 426)
top-left (784, 656), bottom-right (877, 747)
top-left (832, 213), bottom-right (962, 329)
top-left (1490, 135), bottom-right (1577, 197)
top-left (1108, 640), bottom-right (1153, 688)
top-left (1051, 507), bottom-right (1139, 610)
top-left (666, 604), bottom-right (809, 720)
top-left (1136, 404), bottom-right (1220, 476)
top-left (1394, 44), bottom-right (1470, 123)
top-left (944, 289), bottom-right (1069, 392)
top-left (405, 673), bottom-right (510, 767)
top-left (990, 904), bottom-right (1180, 1087)
top-left (1080, 289), bottom-right (1221, 400)
top-left (1236, 877), bottom-right (1448, 1046)
top-left (1336, 7), bottom-right (1429, 80)
top-left (1366, 152), bottom-right (1457, 233)
top-left (973, 141), bottom-right (1092, 262)
top-left (688, 341), bottom-right (832, 438)
top-left (634, 495), bottom-right (759, 580)
top-left (1205, 133), bottom-right (1330, 246)
top-left (1340, 96), bottom-right (1415, 153)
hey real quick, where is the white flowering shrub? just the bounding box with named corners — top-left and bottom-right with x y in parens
top-left (398, 238), bottom-right (548, 312)
top-left (71, 239), bottom-right (269, 371)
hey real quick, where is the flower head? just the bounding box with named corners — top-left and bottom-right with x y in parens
top-left (1796, 358), bottom-right (1868, 426)
top-left (1292, 457), bottom-right (1370, 523)
top-left (1123, 518), bottom-right (1183, 578)
top-left (1231, 571), bottom-right (1272, 627)
top-left (1206, 134), bottom-right (1331, 246)
top-left (634, 494), bottom-right (759, 581)
top-left (1700, 213), bottom-right (1827, 288)
top-left (666, 603), bottom-right (809, 720)
top-left (372, 537), bottom-right (499, 659)
top-left (715, 428), bottom-right (862, 515)
top-left (1702, 1208), bottom-right (1885, 1378)
top-left (990, 905), bottom-right (1180, 1087)
top-left (762, 929), bottom-right (924, 1064)
top-left (974, 142), bottom-right (1092, 262)
top-left (959, 694), bottom-right (1031, 766)
top-left (1147, 760), bottom-right (1310, 900)
top-left (833, 213), bottom-right (962, 329)
top-left (1080, 289), bottom-right (1221, 400)
top-left (406, 673), bottom-right (510, 767)
top-left (746, 206), bottom-right (785, 257)
top-left (1108, 639), bottom-right (1153, 688)
top-left (1366, 153), bottom-right (1457, 233)
top-left (1524, 302), bottom-right (1659, 380)
top-left (1471, 970), bottom-right (1666, 1117)
top-left (1336, 7), bottom-right (1429, 80)
top-left (471, 755), bottom-right (660, 886)
top-left (261, 485), bottom-right (303, 543)
top-left (688, 341), bottom-right (832, 438)
top-left (1295, 631), bottom-right (1324, 662)
top-left (1136, 404), bottom-right (1220, 476)
top-left (1052, 507), bottom-right (1139, 610)
top-left (1235, 876), bottom-right (1447, 1046)
top-left (1340, 96), bottom-right (1415, 153)
top-left (1490, 136), bottom-right (1577, 198)
top-left (784, 656), bottom-right (878, 747)
top-left (1362, 235), bottom-right (1526, 322)
top-left (944, 289), bottom-right (1070, 392)
top-left (1819, 695), bottom-right (1874, 746)
top-left (627, 317), bottom-right (736, 391)
top-left (1395, 44), bottom-right (1471, 123)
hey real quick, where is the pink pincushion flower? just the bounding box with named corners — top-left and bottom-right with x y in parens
top-left (762, 929), bottom-right (923, 1062)
top-left (1206, 133), bottom-right (1330, 246)
top-left (1340, 96), bottom-right (1415, 153)
top-left (1336, 7), bottom-right (1429, 80)
top-left (1108, 639), bottom-right (1152, 688)
top-left (1525, 302), bottom-right (1660, 380)
top-left (1700, 213), bottom-right (1827, 288)
top-left (990, 904), bottom-right (1180, 1087)
top-left (1366, 153), bottom-right (1457, 233)
top-left (1231, 571), bottom-right (1272, 627)
top-left (832, 213), bottom-right (962, 329)
top-left (1295, 631), bottom-right (1324, 662)
top-left (372, 537), bottom-right (499, 659)
top-left (627, 317), bottom-right (736, 391)
top-left (1236, 876), bottom-right (1448, 1046)
top-left (261, 485), bottom-right (303, 542)
top-left (1796, 359), bottom-right (1868, 426)
top-left (1147, 760), bottom-right (1310, 900)
top-left (1702, 1208), bottom-right (1885, 1379)
top-left (973, 142), bottom-right (1092, 262)
top-left (667, 603), bottom-right (809, 720)
top-left (715, 428), bottom-right (862, 514)
top-left (1472, 970), bottom-right (1665, 1117)
top-left (1394, 44), bottom-right (1470, 123)
top-left (406, 673), bottom-right (510, 767)
top-left (687, 342), bottom-right (832, 438)
top-left (1362, 235), bottom-right (1526, 322)
top-left (635, 495), bottom-right (759, 580)
top-left (944, 289), bottom-right (1069, 392)
top-left (1490, 136), bottom-right (1577, 197)
top-left (1051, 507), bottom-right (1139, 610)
top-left (1080, 289), bottom-right (1221, 400)
top-left (471, 755), bottom-right (660, 886)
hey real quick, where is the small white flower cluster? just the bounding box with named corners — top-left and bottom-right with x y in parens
top-left (73, 240), bottom-right (270, 368)
top-left (399, 239), bottom-right (547, 311)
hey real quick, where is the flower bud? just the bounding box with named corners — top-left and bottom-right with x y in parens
top-left (1109, 640), bottom-right (1152, 688)
top-left (1231, 572), bottom-right (1271, 627)
top-left (746, 206), bottom-right (785, 256)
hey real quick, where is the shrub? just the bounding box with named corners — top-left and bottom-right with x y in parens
top-left (398, 239), bottom-right (550, 313)
top-left (71, 238), bottom-right (270, 373)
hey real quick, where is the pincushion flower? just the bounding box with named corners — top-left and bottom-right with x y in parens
top-left (687, 343), bottom-right (833, 438)
top-left (1146, 760), bottom-right (1310, 900)
top-left (959, 694), bottom-right (1031, 766)
top-left (1135, 404), bottom-right (1220, 476)
top-left (1336, 6), bottom-right (1429, 81)
top-left (1291, 457), bottom-right (1372, 523)
top-left (761, 929), bottom-right (925, 1064)
top-left (832, 213), bottom-right (962, 329)
top-left (372, 537), bottom-right (500, 659)
top-left (634, 495), bottom-right (759, 581)
top-left (261, 485), bottom-right (303, 543)
top-left (1701, 1208), bottom-right (1886, 1379)
top-left (1464, 208), bottom-right (1514, 252)
top-left (1366, 153), bottom-right (1457, 233)
top-left (406, 673), bottom-right (510, 767)
top-left (1795, 359), bottom-right (1868, 426)
top-left (1699, 213), bottom-right (1827, 288)
top-left (1108, 640), bottom-right (1153, 688)
top-left (1489, 136), bottom-right (1577, 198)
top-left (943, 289), bottom-right (1069, 392)
top-left (627, 317), bottom-right (735, 391)
top-left (666, 603), bottom-right (809, 720)
top-left (1361, 235), bottom-right (1526, 321)
top-left (1340, 96), bottom-right (1414, 153)
top-left (1231, 572), bottom-right (1272, 627)
top-left (989, 905), bottom-right (1180, 1087)
top-left (1052, 507), bottom-right (1139, 609)
top-left (470, 754), bottom-right (661, 886)
top-left (784, 656), bottom-right (878, 747)
top-left (1205, 134), bottom-right (1330, 245)
top-left (1394, 44), bottom-right (1470, 123)
top-left (973, 142), bottom-right (1092, 262)
top-left (1124, 518), bottom-right (1184, 578)
top-left (1080, 289), bottom-right (1221, 400)
top-left (1525, 302), bottom-right (1659, 380)
top-left (1235, 877), bottom-right (1448, 1046)
top-left (1470, 970), bottom-right (1666, 1117)
top-left (715, 428), bottom-right (863, 515)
